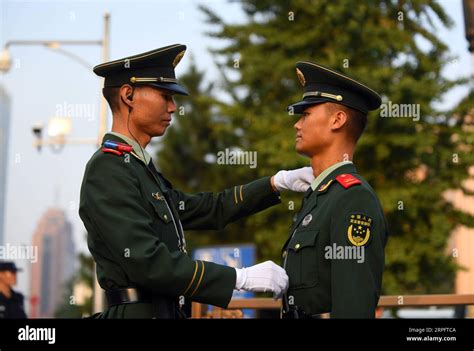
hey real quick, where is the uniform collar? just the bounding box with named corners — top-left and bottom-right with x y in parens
top-left (310, 161), bottom-right (353, 191)
top-left (105, 132), bottom-right (152, 165)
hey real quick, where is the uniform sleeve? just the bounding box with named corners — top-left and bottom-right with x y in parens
top-left (168, 176), bottom-right (281, 230)
top-left (80, 155), bottom-right (236, 308)
top-left (329, 186), bottom-right (386, 318)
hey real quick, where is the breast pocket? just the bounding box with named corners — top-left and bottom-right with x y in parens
top-left (286, 228), bottom-right (319, 289)
top-left (149, 198), bottom-right (173, 224)
top-left (149, 198), bottom-right (184, 252)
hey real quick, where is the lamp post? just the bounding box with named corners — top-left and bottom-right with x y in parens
top-left (0, 12), bottom-right (110, 149)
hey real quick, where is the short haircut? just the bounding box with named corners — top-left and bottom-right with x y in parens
top-left (102, 86), bottom-right (121, 113)
top-left (325, 102), bottom-right (368, 143)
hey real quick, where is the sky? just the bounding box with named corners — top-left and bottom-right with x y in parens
top-left (0, 0), bottom-right (472, 295)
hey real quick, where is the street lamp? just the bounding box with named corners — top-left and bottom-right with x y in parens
top-left (0, 47), bottom-right (12, 71)
top-left (0, 12), bottom-right (110, 149)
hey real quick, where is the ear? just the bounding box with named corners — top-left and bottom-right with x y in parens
top-left (119, 84), bottom-right (134, 109)
top-left (330, 109), bottom-right (348, 131)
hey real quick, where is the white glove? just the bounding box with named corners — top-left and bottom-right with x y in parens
top-left (235, 261), bottom-right (289, 300)
top-left (273, 166), bottom-right (314, 192)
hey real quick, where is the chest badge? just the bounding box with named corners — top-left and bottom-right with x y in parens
top-left (152, 192), bottom-right (164, 201)
top-left (347, 214), bottom-right (373, 247)
top-left (302, 214), bottom-right (313, 226)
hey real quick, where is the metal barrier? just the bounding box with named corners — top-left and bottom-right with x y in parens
top-left (191, 294), bottom-right (474, 318)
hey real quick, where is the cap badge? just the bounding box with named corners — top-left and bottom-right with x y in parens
top-left (296, 68), bottom-right (306, 86)
top-left (173, 50), bottom-right (186, 68)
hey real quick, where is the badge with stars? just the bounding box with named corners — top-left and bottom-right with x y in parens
top-left (347, 214), bottom-right (373, 247)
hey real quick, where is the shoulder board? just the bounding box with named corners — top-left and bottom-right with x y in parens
top-left (335, 174), bottom-right (362, 189)
top-left (101, 147), bottom-right (124, 156)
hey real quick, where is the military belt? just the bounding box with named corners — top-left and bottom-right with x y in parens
top-left (105, 288), bottom-right (153, 307)
top-left (281, 306), bottom-right (322, 319)
top-left (105, 288), bottom-right (186, 319)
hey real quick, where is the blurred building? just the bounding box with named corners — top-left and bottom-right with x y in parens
top-left (0, 85), bottom-right (11, 246)
top-left (30, 208), bottom-right (75, 318)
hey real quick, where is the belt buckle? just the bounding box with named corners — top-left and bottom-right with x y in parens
top-left (282, 306), bottom-right (301, 319)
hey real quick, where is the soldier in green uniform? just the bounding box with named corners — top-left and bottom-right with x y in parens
top-left (281, 62), bottom-right (388, 319)
top-left (79, 44), bottom-right (314, 318)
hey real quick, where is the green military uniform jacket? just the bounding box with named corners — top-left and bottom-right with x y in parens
top-left (79, 133), bottom-right (280, 318)
top-left (282, 162), bottom-right (388, 318)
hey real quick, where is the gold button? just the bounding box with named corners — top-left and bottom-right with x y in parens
top-left (282, 251), bottom-right (287, 258)
top-left (295, 243), bottom-right (300, 250)
top-left (163, 214), bottom-right (168, 220)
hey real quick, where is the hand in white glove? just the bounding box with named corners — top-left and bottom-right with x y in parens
top-left (235, 261), bottom-right (289, 300)
top-left (272, 166), bottom-right (314, 192)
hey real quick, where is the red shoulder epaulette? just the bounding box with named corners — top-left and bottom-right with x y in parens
top-left (101, 147), bottom-right (123, 156)
top-left (335, 174), bottom-right (362, 189)
top-left (101, 140), bottom-right (133, 156)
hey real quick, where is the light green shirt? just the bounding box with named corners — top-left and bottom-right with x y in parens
top-left (310, 161), bottom-right (353, 191)
top-left (109, 132), bottom-right (152, 165)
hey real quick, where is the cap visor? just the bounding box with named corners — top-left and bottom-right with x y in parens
top-left (0, 268), bottom-right (21, 272)
top-left (148, 82), bottom-right (189, 96)
top-left (287, 98), bottom-right (327, 114)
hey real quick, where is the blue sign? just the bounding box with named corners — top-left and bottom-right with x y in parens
top-left (193, 244), bottom-right (256, 318)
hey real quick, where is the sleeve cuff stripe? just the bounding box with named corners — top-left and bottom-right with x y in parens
top-left (183, 261), bottom-right (199, 296)
top-left (190, 261), bottom-right (205, 297)
top-left (234, 186), bottom-right (238, 204)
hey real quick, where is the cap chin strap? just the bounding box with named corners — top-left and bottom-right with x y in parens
top-left (130, 77), bottom-right (177, 84)
top-left (303, 91), bottom-right (343, 102)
